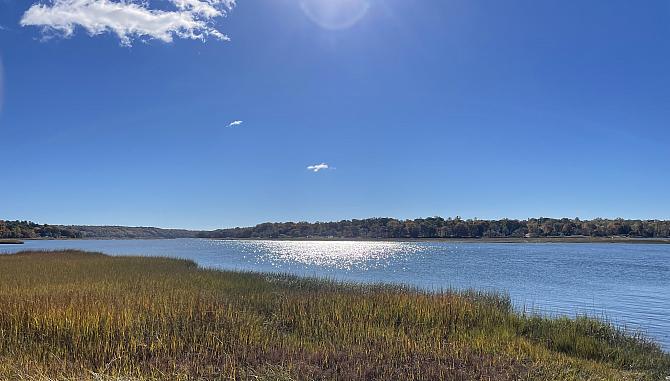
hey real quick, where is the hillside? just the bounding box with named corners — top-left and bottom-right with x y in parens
top-left (0, 220), bottom-right (200, 239)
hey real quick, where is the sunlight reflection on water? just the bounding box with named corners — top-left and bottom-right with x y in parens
top-left (220, 240), bottom-right (424, 270)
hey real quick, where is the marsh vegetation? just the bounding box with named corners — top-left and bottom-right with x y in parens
top-left (0, 250), bottom-right (667, 380)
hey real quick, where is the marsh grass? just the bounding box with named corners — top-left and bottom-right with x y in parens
top-left (0, 250), bottom-right (667, 380)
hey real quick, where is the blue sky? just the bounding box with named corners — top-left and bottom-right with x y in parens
top-left (1, 0), bottom-right (669, 229)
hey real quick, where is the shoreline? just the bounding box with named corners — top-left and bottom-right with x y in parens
top-left (209, 236), bottom-right (670, 244)
top-left (15, 236), bottom-right (670, 244)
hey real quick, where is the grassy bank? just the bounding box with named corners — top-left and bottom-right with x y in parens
top-left (0, 251), bottom-right (667, 380)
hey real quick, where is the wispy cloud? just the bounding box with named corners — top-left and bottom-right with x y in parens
top-left (307, 163), bottom-right (330, 173)
top-left (20, 0), bottom-right (236, 46)
top-left (227, 120), bottom-right (243, 127)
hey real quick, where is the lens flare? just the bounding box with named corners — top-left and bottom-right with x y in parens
top-left (301, 0), bottom-right (370, 30)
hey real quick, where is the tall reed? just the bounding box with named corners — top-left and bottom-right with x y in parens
top-left (0, 250), bottom-right (667, 380)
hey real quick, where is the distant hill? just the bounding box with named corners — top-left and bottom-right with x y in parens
top-left (0, 220), bottom-right (201, 239)
top-left (65, 225), bottom-right (201, 239)
top-left (3, 217), bottom-right (670, 240)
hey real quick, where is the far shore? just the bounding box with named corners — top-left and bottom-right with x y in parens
top-left (210, 236), bottom-right (670, 244)
top-left (18, 236), bottom-right (669, 244)
top-left (0, 239), bottom-right (24, 244)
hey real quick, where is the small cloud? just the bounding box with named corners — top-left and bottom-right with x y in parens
top-left (227, 120), bottom-right (243, 127)
top-left (307, 163), bottom-right (330, 172)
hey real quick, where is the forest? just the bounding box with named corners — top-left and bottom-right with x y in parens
top-left (2, 217), bottom-right (670, 240)
top-left (199, 217), bottom-right (670, 239)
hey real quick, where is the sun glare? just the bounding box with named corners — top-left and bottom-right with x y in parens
top-left (300, 0), bottom-right (371, 30)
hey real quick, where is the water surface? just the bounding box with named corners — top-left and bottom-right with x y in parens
top-left (1, 239), bottom-right (668, 350)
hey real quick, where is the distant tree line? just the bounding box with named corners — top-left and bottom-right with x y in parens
top-left (0, 220), bottom-right (83, 239)
top-left (0, 220), bottom-right (197, 239)
top-left (198, 217), bottom-right (670, 239)
top-left (3, 217), bottom-right (670, 240)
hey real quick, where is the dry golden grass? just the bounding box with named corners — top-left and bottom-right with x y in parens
top-left (0, 250), bottom-right (667, 380)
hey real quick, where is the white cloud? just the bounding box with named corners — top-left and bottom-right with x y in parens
top-left (227, 120), bottom-right (243, 127)
top-left (307, 163), bottom-right (330, 172)
top-left (20, 0), bottom-right (236, 46)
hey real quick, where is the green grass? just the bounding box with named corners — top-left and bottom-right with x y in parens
top-left (0, 250), bottom-right (667, 380)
